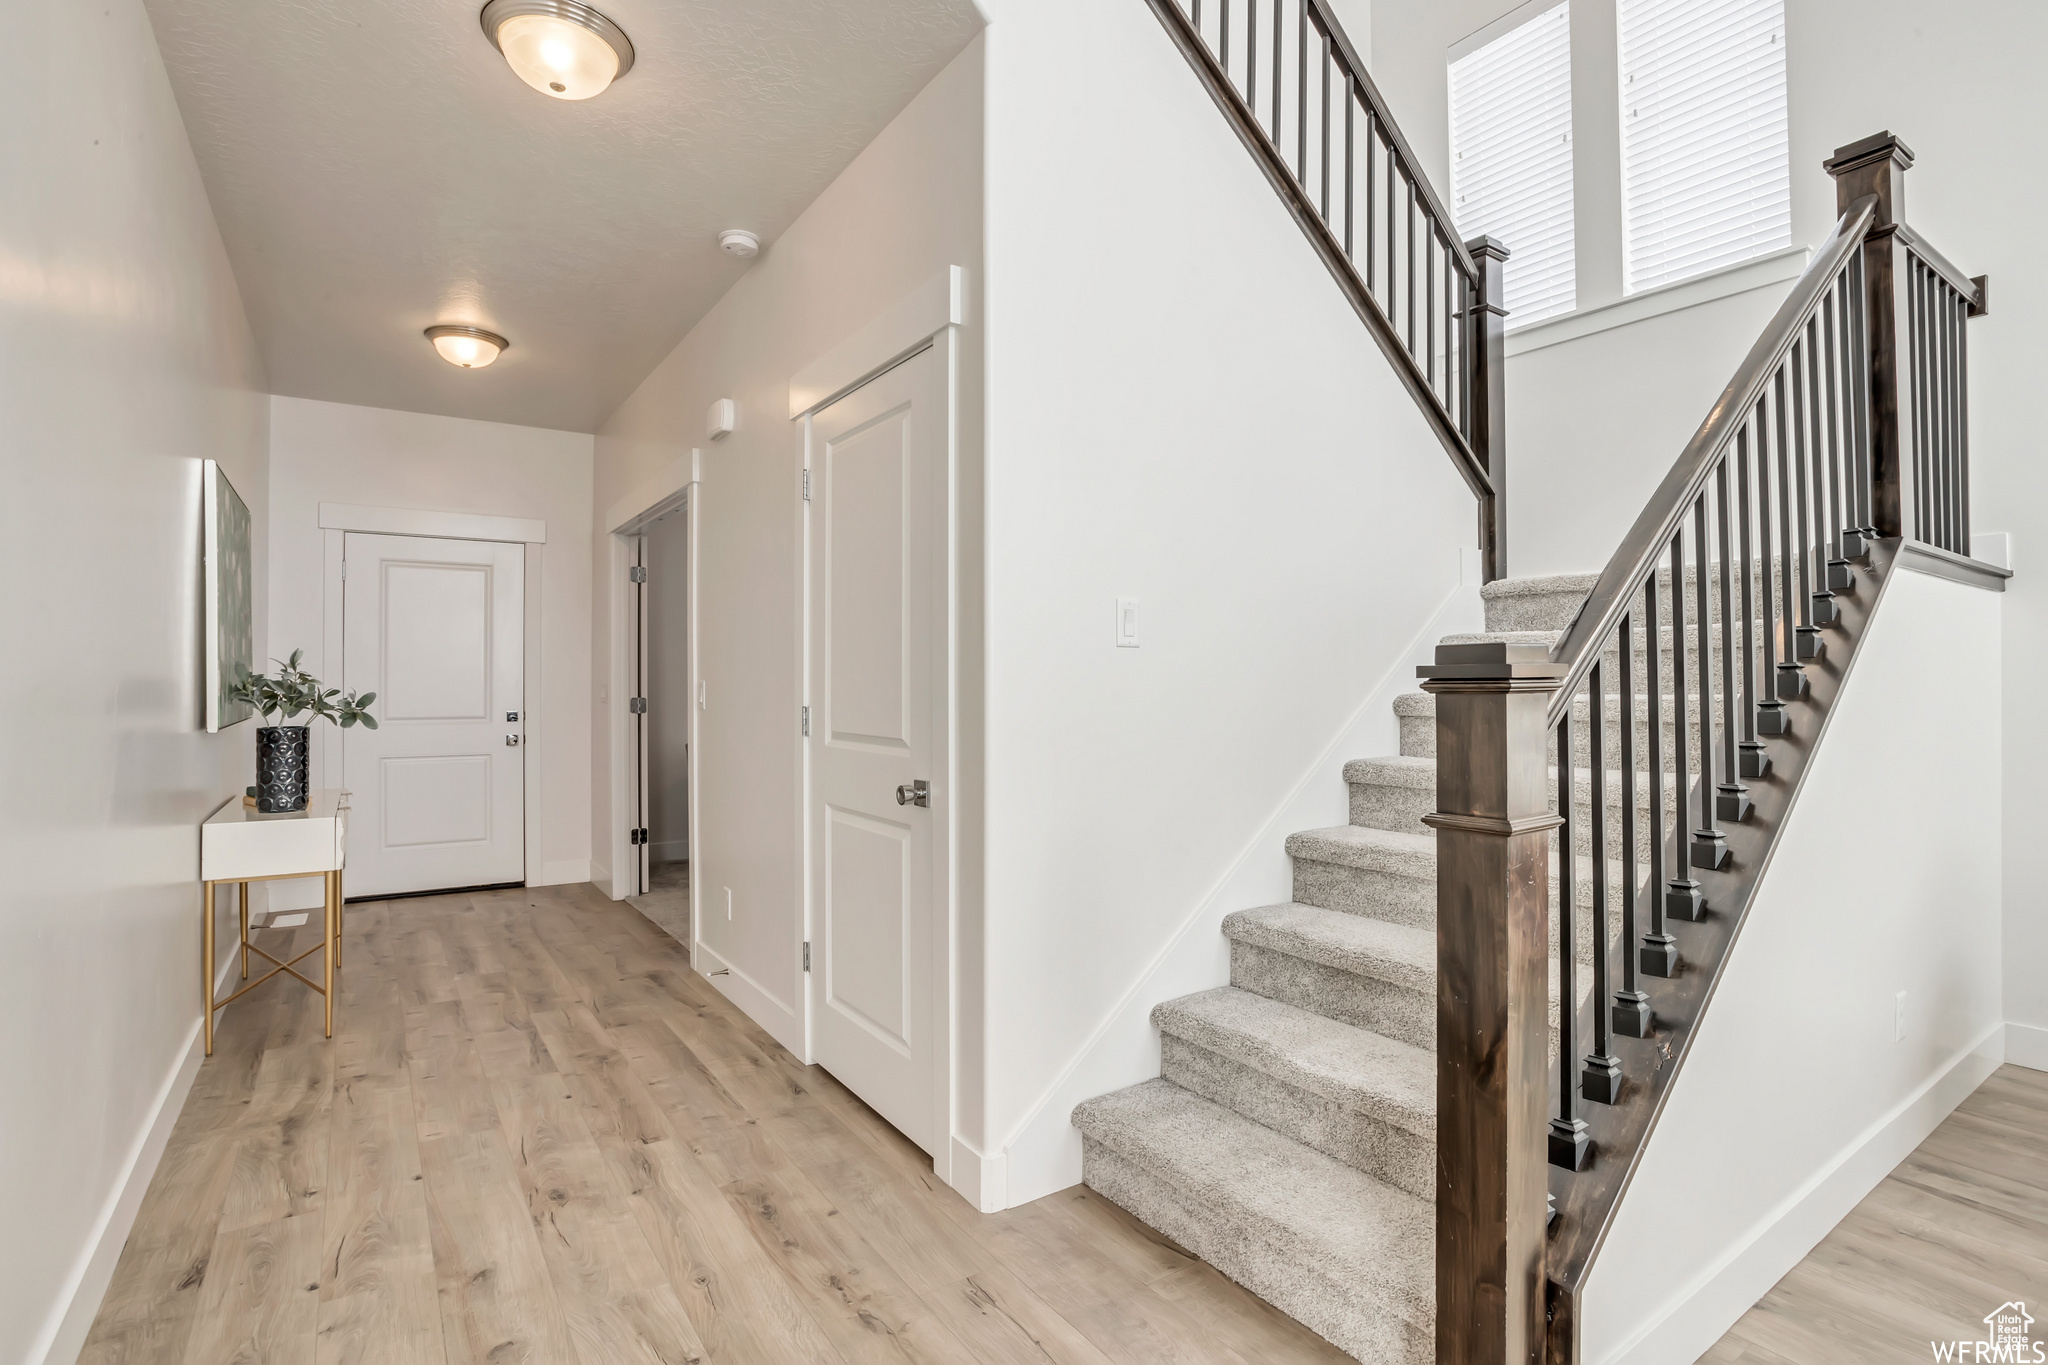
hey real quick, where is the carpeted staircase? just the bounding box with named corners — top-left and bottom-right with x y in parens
top-left (1072, 571), bottom-right (1629, 1361)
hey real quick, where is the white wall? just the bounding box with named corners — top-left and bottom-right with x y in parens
top-left (0, 2), bottom-right (270, 1360)
top-left (645, 508), bottom-right (690, 861)
top-left (591, 39), bottom-right (986, 1085)
top-left (1584, 562), bottom-right (2005, 1365)
top-left (978, 0), bottom-right (1476, 1207)
top-left (266, 395), bottom-right (593, 902)
top-left (1371, 0), bottom-right (2048, 1067)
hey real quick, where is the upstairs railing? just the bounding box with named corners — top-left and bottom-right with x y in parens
top-left (1141, 0), bottom-right (1507, 580)
top-left (1423, 133), bottom-right (1988, 1365)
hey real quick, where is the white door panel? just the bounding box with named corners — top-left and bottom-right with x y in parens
top-left (344, 532), bottom-right (525, 898)
top-left (808, 345), bottom-right (940, 1154)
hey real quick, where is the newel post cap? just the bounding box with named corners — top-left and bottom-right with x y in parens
top-left (1417, 639), bottom-right (1567, 686)
top-left (1823, 131), bottom-right (1915, 224)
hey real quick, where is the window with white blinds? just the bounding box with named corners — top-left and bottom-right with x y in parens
top-left (1619, 0), bottom-right (1789, 293)
top-left (1449, 3), bottom-right (1575, 330)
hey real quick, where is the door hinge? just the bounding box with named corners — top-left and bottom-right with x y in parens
top-left (802, 468), bottom-right (811, 502)
top-left (801, 705), bottom-right (810, 737)
top-left (629, 565), bottom-right (647, 583)
top-left (629, 696), bottom-right (647, 714)
top-left (803, 941), bottom-right (811, 972)
top-left (630, 827), bottom-right (649, 845)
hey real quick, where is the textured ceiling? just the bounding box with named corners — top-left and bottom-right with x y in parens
top-left (145, 0), bottom-right (983, 432)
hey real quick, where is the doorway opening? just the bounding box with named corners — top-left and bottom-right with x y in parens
top-left (623, 496), bottom-right (693, 945)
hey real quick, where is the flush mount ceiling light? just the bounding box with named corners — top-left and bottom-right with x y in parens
top-left (480, 0), bottom-right (635, 101)
top-left (425, 324), bottom-right (508, 368)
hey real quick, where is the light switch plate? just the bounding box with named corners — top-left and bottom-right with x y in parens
top-left (1115, 597), bottom-right (1140, 648)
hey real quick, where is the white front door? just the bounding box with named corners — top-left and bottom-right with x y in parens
top-left (342, 532), bottom-right (525, 898)
top-left (807, 345), bottom-right (941, 1156)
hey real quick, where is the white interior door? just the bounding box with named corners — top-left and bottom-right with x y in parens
top-left (808, 344), bottom-right (941, 1155)
top-left (343, 532), bottom-right (525, 898)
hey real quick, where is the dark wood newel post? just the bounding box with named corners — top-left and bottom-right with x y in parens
top-left (1422, 640), bottom-right (1562, 1365)
top-left (1468, 235), bottom-right (1511, 583)
top-left (1823, 131), bottom-right (1913, 541)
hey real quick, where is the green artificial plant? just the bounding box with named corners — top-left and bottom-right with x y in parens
top-left (228, 649), bottom-right (379, 729)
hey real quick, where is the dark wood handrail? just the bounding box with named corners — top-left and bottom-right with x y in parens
top-left (1896, 221), bottom-right (1984, 308)
top-left (1140, 0), bottom-right (1505, 578)
top-left (1541, 196), bottom-right (1879, 725)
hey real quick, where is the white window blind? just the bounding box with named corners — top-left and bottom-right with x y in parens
top-left (1619, 0), bottom-right (1789, 293)
top-left (1449, 4), bottom-right (1576, 330)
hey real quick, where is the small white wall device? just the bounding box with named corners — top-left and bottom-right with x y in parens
top-left (1115, 597), bottom-right (1140, 648)
top-left (719, 228), bottom-right (759, 257)
top-left (707, 398), bottom-right (736, 441)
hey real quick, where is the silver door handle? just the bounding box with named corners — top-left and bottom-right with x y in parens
top-left (896, 780), bottom-right (929, 808)
top-left (505, 735), bottom-right (521, 746)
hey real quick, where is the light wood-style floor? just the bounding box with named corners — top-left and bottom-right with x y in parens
top-left (1705, 1063), bottom-right (2048, 1362)
top-left (81, 882), bottom-right (1352, 1365)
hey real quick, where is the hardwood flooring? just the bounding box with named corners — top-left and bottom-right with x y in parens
top-left (81, 882), bottom-right (1352, 1365)
top-left (1704, 1063), bottom-right (2048, 1363)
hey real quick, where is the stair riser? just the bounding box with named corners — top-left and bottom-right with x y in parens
top-left (1350, 779), bottom-right (1691, 861)
top-left (1079, 1141), bottom-right (1431, 1362)
top-left (1160, 1036), bottom-right (1433, 1202)
top-left (1230, 940), bottom-right (1434, 1051)
top-left (1408, 705), bottom-right (1731, 769)
top-left (1292, 858), bottom-right (1434, 928)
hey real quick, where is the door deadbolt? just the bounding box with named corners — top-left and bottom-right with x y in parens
top-left (896, 780), bottom-right (930, 808)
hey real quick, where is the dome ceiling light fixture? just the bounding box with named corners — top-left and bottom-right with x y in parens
top-left (425, 324), bottom-right (508, 369)
top-left (479, 0), bottom-right (635, 102)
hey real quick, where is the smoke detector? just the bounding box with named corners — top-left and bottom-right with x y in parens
top-left (720, 229), bottom-right (760, 258)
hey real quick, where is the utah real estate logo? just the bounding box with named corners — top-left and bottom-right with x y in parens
top-left (1934, 1302), bottom-right (2041, 1362)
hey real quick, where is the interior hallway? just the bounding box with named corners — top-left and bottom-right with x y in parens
top-left (79, 883), bottom-right (1349, 1364)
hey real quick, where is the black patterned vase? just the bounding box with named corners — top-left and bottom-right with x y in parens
top-left (255, 725), bottom-right (310, 813)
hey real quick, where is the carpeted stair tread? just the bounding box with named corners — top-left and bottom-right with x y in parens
top-left (1153, 986), bottom-right (1435, 1139)
top-left (1224, 902), bottom-right (1433, 996)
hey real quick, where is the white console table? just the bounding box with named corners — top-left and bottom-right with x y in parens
top-left (200, 789), bottom-right (348, 1055)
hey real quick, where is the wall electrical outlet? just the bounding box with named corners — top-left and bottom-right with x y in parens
top-left (1115, 597), bottom-right (1140, 648)
top-left (1894, 990), bottom-right (1908, 1042)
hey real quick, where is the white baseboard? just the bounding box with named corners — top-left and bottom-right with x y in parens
top-left (537, 858), bottom-right (592, 887)
top-left (946, 1136), bottom-right (1009, 1214)
top-left (693, 941), bottom-right (805, 1062)
top-left (2004, 1021), bottom-right (2048, 1072)
top-left (1599, 1021), bottom-right (2005, 1365)
top-left (34, 952), bottom-right (240, 1365)
top-left (648, 840), bottom-right (688, 863)
top-left (590, 860), bottom-right (616, 900)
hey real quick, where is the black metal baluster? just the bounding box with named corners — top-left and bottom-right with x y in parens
top-left (1691, 496), bottom-right (1729, 872)
top-left (1756, 384), bottom-right (1789, 734)
top-left (1342, 71), bottom-right (1354, 259)
top-left (1790, 336), bottom-right (1822, 662)
top-left (1805, 318), bottom-right (1837, 628)
top-left (1934, 271), bottom-right (1951, 549)
top-left (1297, 0), bottom-right (1307, 183)
top-left (1714, 461), bottom-right (1749, 824)
top-left (1642, 572), bottom-right (1677, 978)
top-left (1773, 369), bottom-right (1805, 700)
top-left (1364, 117), bottom-right (1376, 293)
top-left (1666, 531), bottom-right (1704, 920)
top-left (1426, 231), bottom-right (1437, 388)
top-left (1406, 180), bottom-right (1417, 357)
top-left (1219, 0), bottom-right (1230, 80)
top-left (1736, 421), bottom-right (1772, 774)
top-left (1615, 607), bottom-right (1652, 1030)
top-left (1261, 0), bottom-right (1277, 149)
top-left (1945, 282), bottom-right (1962, 550)
top-left (1319, 28), bottom-right (1332, 217)
top-left (1584, 662), bottom-right (1621, 1102)
top-left (1910, 260), bottom-right (1928, 541)
top-left (1850, 250), bottom-right (1877, 547)
top-left (1956, 286), bottom-right (1972, 552)
top-left (1822, 283), bottom-right (1852, 591)
top-left (1551, 711), bottom-right (1590, 1169)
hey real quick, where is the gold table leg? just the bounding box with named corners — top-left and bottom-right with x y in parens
top-left (239, 881), bottom-right (249, 980)
top-left (203, 881), bottom-right (216, 1057)
top-left (324, 870), bottom-right (335, 1039)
